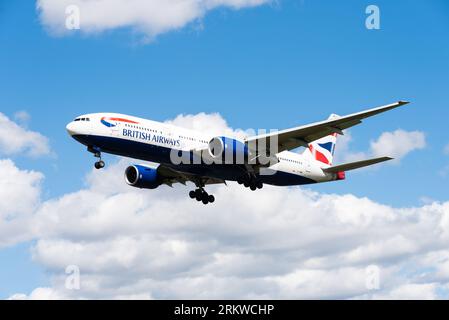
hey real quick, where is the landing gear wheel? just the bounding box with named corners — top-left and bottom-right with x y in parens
top-left (250, 184), bottom-right (257, 191)
top-left (256, 181), bottom-right (263, 189)
top-left (190, 187), bottom-right (215, 204)
top-left (89, 147), bottom-right (105, 170)
top-left (94, 160), bottom-right (105, 169)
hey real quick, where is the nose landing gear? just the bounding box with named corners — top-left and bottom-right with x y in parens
top-left (94, 160), bottom-right (105, 169)
top-left (189, 188), bottom-right (215, 205)
top-left (88, 146), bottom-right (106, 170)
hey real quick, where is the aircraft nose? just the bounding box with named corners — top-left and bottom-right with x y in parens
top-left (66, 122), bottom-right (77, 136)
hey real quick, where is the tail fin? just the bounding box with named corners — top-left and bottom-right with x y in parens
top-left (304, 114), bottom-right (340, 167)
top-left (305, 133), bottom-right (338, 166)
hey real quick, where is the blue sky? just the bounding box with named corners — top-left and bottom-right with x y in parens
top-left (1, 0), bottom-right (449, 299)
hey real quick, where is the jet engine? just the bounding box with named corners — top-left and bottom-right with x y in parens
top-left (124, 165), bottom-right (161, 189)
top-left (207, 136), bottom-right (249, 164)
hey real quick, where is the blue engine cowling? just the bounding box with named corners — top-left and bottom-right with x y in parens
top-left (208, 136), bottom-right (249, 163)
top-left (124, 165), bottom-right (161, 189)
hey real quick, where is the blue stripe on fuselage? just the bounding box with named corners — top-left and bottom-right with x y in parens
top-left (101, 119), bottom-right (115, 127)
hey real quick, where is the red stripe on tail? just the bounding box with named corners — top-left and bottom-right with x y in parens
top-left (309, 145), bottom-right (330, 165)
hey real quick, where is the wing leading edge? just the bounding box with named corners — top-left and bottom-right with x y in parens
top-left (245, 101), bottom-right (409, 152)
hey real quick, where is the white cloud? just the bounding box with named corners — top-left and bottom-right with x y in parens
top-left (37, 0), bottom-right (271, 40)
top-left (369, 283), bottom-right (439, 300)
top-left (166, 112), bottom-right (232, 136)
top-left (12, 177), bottom-right (449, 299)
top-left (0, 112), bottom-right (51, 157)
top-left (370, 130), bottom-right (426, 161)
top-left (9, 287), bottom-right (66, 300)
top-left (0, 159), bottom-right (43, 247)
top-left (337, 129), bottom-right (426, 165)
top-left (165, 112), bottom-right (249, 139)
top-left (3, 112), bottom-right (448, 300)
top-left (0, 159), bottom-right (43, 218)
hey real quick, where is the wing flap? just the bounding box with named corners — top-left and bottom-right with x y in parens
top-left (322, 157), bottom-right (393, 173)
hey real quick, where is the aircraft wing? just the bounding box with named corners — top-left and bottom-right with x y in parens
top-left (245, 101), bottom-right (409, 153)
top-left (157, 165), bottom-right (225, 187)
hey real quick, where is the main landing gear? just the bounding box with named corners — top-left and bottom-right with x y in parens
top-left (237, 176), bottom-right (263, 191)
top-left (189, 188), bottom-right (215, 205)
top-left (88, 146), bottom-right (105, 170)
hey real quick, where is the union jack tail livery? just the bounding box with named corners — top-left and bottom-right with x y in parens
top-left (305, 114), bottom-right (340, 167)
top-left (306, 133), bottom-right (337, 167)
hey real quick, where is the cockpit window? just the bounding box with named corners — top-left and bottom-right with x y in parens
top-left (74, 118), bottom-right (81, 121)
top-left (74, 117), bottom-right (90, 122)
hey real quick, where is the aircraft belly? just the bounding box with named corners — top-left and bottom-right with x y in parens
top-left (73, 135), bottom-right (318, 186)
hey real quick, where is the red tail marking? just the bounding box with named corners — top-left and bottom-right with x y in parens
top-left (309, 145), bottom-right (330, 165)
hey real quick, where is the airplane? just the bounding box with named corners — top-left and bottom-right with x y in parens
top-left (66, 101), bottom-right (409, 204)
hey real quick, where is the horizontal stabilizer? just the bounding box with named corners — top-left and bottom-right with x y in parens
top-left (322, 157), bottom-right (393, 173)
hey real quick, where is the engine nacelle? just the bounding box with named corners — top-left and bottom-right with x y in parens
top-left (124, 165), bottom-right (161, 189)
top-left (208, 136), bottom-right (249, 163)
